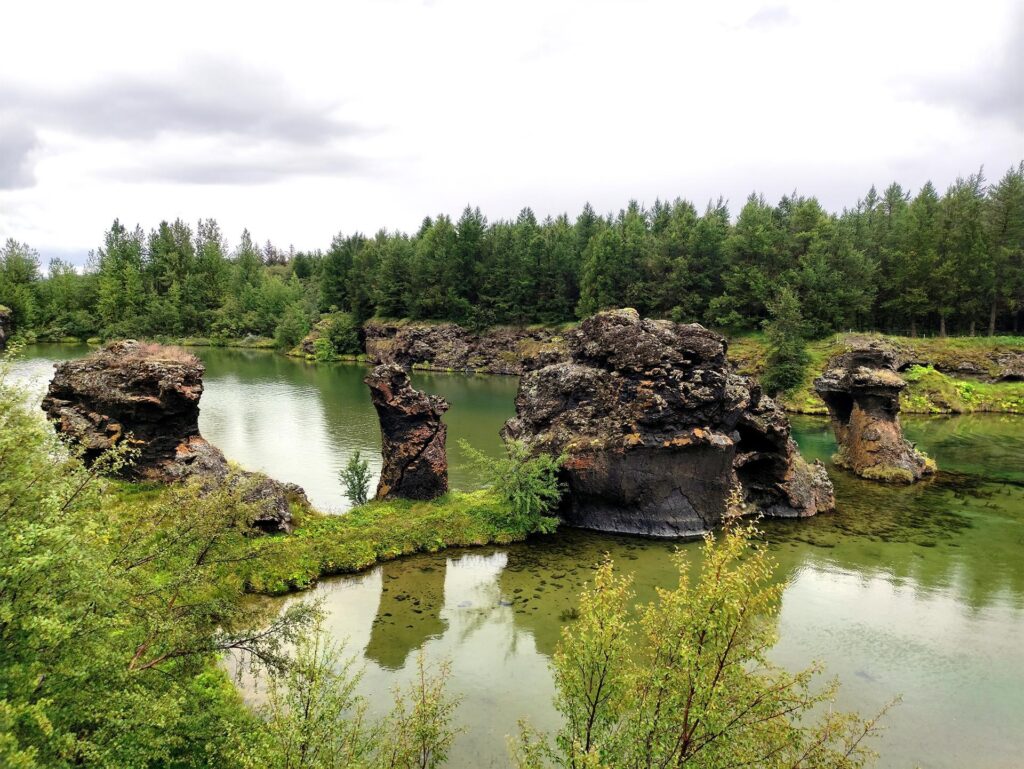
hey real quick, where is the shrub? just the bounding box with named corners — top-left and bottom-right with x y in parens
top-left (325, 312), bottom-right (360, 356)
top-left (761, 286), bottom-right (809, 395)
top-left (312, 336), bottom-right (335, 362)
top-left (459, 439), bottom-right (563, 535)
top-left (514, 520), bottom-right (892, 768)
top-left (339, 450), bottom-right (372, 506)
top-left (274, 306), bottom-right (311, 350)
top-left (254, 631), bottom-right (458, 769)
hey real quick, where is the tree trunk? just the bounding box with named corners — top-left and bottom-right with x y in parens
top-left (969, 319), bottom-right (976, 337)
top-left (939, 315), bottom-right (947, 338)
top-left (910, 318), bottom-right (917, 338)
top-left (989, 299), bottom-right (997, 337)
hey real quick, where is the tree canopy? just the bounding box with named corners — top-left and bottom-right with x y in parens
top-left (3, 162), bottom-right (1023, 343)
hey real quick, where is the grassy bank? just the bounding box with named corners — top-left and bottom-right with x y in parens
top-left (248, 489), bottom-right (546, 594)
top-left (729, 332), bottom-right (1024, 415)
top-left (111, 483), bottom-right (549, 596)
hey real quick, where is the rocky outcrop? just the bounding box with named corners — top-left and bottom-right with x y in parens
top-left (895, 343), bottom-right (1024, 383)
top-left (365, 363), bottom-right (449, 500)
top-left (41, 340), bottom-right (305, 531)
top-left (502, 309), bottom-right (834, 537)
top-left (0, 305), bottom-right (11, 351)
top-left (814, 341), bottom-right (935, 483)
top-left (364, 320), bottom-right (568, 375)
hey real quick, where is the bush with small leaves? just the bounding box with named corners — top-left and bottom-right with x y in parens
top-left (340, 450), bottom-right (372, 506)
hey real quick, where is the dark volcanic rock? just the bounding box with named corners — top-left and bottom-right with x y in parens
top-left (0, 305), bottom-right (11, 351)
top-left (41, 340), bottom-right (305, 531)
top-left (994, 351), bottom-right (1024, 382)
top-left (814, 340), bottom-right (935, 483)
top-left (502, 309), bottom-right (834, 537)
top-left (365, 363), bottom-right (449, 500)
top-left (364, 320), bottom-right (567, 375)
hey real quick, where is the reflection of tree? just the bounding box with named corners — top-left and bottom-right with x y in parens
top-left (364, 559), bottom-right (448, 670)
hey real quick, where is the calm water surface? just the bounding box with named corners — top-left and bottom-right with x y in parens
top-left (15, 344), bottom-right (1024, 768)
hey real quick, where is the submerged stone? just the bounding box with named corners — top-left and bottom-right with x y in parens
top-left (365, 363), bottom-right (449, 500)
top-left (502, 309), bottom-right (834, 537)
top-left (814, 339), bottom-right (935, 483)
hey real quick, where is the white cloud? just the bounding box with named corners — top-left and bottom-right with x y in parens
top-left (0, 0), bottom-right (1020, 262)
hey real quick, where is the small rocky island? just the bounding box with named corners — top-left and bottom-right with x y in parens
top-left (814, 340), bottom-right (935, 483)
top-left (41, 340), bottom-right (307, 531)
top-left (365, 363), bottom-right (449, 500)
top-left (503, 309), bottom-right (834, 537)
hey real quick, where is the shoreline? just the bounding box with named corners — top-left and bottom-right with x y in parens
top-left (25, 326), bottom-right (1024, 416)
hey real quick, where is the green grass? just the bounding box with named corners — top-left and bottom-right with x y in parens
top-left (103, 481), bottom-right (551, 596)
top-left (900, 365), bottom-right (1024, 414)
top-left (246, 489), bottom-right (548, 595)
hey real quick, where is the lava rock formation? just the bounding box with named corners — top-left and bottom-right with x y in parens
top-left (814, 340), bottom-right (935, 483)
top-left (365, 363), bottom-right (449, 500)
top-left (41, 340), bottom-right (305, 531)
top-left (502, 309), bottom-right (834, 536)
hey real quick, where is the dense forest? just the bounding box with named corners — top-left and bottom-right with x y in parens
top-left (2, 163), bottom-right (1023, 346)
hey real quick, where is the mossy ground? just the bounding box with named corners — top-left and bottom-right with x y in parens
top-left (728, 332), bottom-right (1024, 415)
top-left (248, 489), bottom-right (544, 594)
top-left (106, 483), bottom-right (548, 596)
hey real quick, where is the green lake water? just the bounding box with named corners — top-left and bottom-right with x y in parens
top-left (15, 344), bottom-right (1024, 768)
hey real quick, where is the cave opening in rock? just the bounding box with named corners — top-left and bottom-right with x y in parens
top-left (735, 454), bottom-right (785, 490)
top-left (735, 422), bottom-right (780, 454)
top-left (823, 392), bottom-right (854, 424)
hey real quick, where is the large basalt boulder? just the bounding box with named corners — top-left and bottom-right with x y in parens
top-left (814, 341), bottom-right (935, 483)
top-left (41, 340), bottom-right (305, 531)
top-left (0, 305), bottom-right (11, 351)
top-left (365, 363), bottom-right (449, 500)
top-left (502, 309), bottom-right (834, 537)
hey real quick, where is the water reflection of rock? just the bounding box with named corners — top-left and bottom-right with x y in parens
top-left (365, 559), bottom-right (449, 669)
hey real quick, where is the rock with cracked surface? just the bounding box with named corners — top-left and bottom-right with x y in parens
top-left (41, 340), bottom-right (305, 531)
top-left (502, 309), bottom-right (834, 537)
top-left (365, 363), bottom-right (449, 500)
top-left (814, 340), bottom-right (935, 483)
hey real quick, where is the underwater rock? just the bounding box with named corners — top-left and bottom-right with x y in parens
top-left (365, 363), bottom-right (449, 500)
top-left (814, 340), bottom-right (935, 483)
top-left (41, 340), bottom-right (304, 531)
top-left (502, 308), bottom-right (834, 537)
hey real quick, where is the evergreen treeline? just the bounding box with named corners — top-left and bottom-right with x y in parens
top-left (2, 163), bottom-right (1023, 344)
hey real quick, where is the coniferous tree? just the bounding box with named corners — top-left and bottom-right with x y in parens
top-left (983, 163), bottom-right (1024, 335)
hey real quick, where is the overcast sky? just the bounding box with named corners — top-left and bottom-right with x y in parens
top-left (1, 0), bottom-right (1021, 265)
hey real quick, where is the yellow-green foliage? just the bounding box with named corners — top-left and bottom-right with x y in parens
top-left (247, 489), bottom-right (548, 595)
top-left (514, 522), bottom-right (890, 768)
top-left (901, 365), bottom-right (1024, 414)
